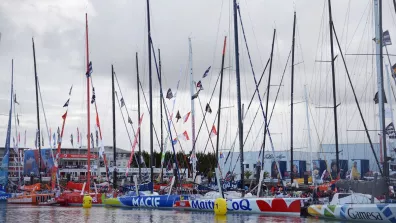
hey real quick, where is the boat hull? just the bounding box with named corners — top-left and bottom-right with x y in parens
top-left (56, 192), bottom-right (105, 206)
top-left (0, 193), bottom-right (12, 202)
top-left (308, 203), bottom-right (396, 222)
top-left (174, 197), bottom-right (304, 216)
top-left (104, 195), bottom-right (188, 209)
top-left (7, 193), bottom-right (54, 205)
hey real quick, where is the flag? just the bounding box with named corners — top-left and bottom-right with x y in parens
top-left (191, 89), bottom-right (201, 100)
top-left (166, 88), bottom-right (173, 100)
top-left (91, 87), bottom-right (96, 104)
top-left (386, 122), bottom-right (396, 139)
top-left (176, 111), bottom-right (181, 122)
top-left (183, 112), bottom-right (191, 123)
top-left (90, 133), bottom-right (94, 148)
top-left (14, 94), bottom-right (19, 105)
top-left (120, 97), bottom-right (125, 107)
top-left (52, 133), bottom-right (56, 148)
top-left (128, 116), bottom-right (133, 124)
top-left (62, 111), bottom-right (67, 120)
top-left (172, 138), bottom-right (178, 145)
top-left (140, 155), bottom-right (145, 164)
top-left (63, 99), bottom-right (70, 107)
top-left (205, 103), bottom-right (212, 113)
top-left (70, 134), bottom-right (74, 147)
top-left (384, 30), bottom-right (392, 46)
top-left (57, 127), bottom-right (61, 144)
top-left (220, 152), bottom-right (224, 159)
top-left (69, 85), bottom-right (73, 96)
top-left (179, 131), bottom-right (190, 141)
top-left (210, 125), bottom-right (218, 138)
top-left (196, 81), bottom-right (203, 90)
top-left (86, 61), bottom-right (93, 77)
top-left (374, 91), bottom-right (387, 104)
top-left (17, 114), bottom-right (19, 126)
top-left (95, 130), bottom-right (99, 147)
top-left (49, 128), bottom-right (52, 147)
top-left (202, 66), bottom-right (211, 78)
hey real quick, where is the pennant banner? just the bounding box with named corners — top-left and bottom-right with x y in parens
top-left (126, 113), bottom-right (144, 176)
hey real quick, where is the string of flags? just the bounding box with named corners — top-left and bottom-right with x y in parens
top-left (183, 112), bottom-right (191, 123)
top-left (210, 125), bottom-right (218, 138)
top-left (91, 87), bottom-right (96, 104)
top-left (166, 88), bottom-right (173, 100)
top-left (196, 81), bottom-right (203, 90)
top-left (205, 103), bottom-right (212, 113)
top-left (176, 111), bottom-right (181, 122)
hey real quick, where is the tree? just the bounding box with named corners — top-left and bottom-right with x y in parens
top-left (245, 170), bottom-right (252, 180)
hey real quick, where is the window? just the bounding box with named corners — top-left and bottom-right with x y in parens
top-left (245, 164), bottom-right (249, 169)
top-left (253, 164), bottom-right (256, 169)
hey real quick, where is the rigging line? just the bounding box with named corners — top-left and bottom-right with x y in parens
top-left (113, 72), bottom-right (148, 170)
top-left (332, 22), bottom-right (382, 175)
top-left (197, 96), bottom-right (217, 154)
top-left (223, 58), bottom-right (270, 166)
top-left (137, 74), bottom-right (162, 151)
top-left (192, 69), bottom-right (221, 149)
top-left (150, 37), bottom-right (182, 185)
top-left (114, 91), bottom-right (141, 169)
top-left (237, 6), bottom-right (282, 179)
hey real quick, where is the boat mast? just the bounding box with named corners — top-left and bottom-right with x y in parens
top-left (146, 0), bottom-right (154, 193)
top-left (136, 52), bottom-right (142, 182)
top-left (159, 49), bottom-right (164, 183)
top-left (374, 0), bottom-right (388, 181)
top-left (261, 30), bottom-right (276, 176)
top-left (233, 0), bottom-right (244, 194)
top-left (112, 65), bottom-right (117, 189)
top-left (85, 13), bottom-right (91, 191)
top-left (328, 0), bottom-right (340, 174)
top-left (304, 85), bottom-right (314, 179)
top-left (32, 38), bottom-right (42, 184)
top-left (216, 36), bottom-right (227, 169)
top-left (188, 38), bottom-right (197, 181)
top-left (290, 12), bottom-right (296, 182)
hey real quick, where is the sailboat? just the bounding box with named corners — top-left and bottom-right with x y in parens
top-left (56, 13), bottom-right (108, 206)
top-left (8, 41), bottom-right (55, 205)
top-left (307, 0), bottom-right (396, 222)
top-left (174, 1), bottom-right (306, 216)
top-left (0, 60), bottom-right (15, 202)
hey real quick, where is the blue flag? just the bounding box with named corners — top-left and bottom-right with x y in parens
top-left (202, 66), bottom-right (211, 78)
top-left (172, 138), bottom-right (178, 145)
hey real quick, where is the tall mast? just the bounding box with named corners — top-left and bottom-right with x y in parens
top-left (159, 49), bottom-right (164, 183)
top-left (290, 12), bottom-right (297, 182)
top-left (1, 59), bottom-right (14, 189)
top-left (85, 13), bottom-right (91, 191)
top-left (304, 85), bottom-right (314, 178)
top-left (261, 29), bottom-right (276, 175)
top-left (233, 0), bottom-right (244, 194)
top-left (328, 0), bottom-right (340, 173)
top-left (374, 0), bottom-right (388, 180)
top-left (32, 38), bottom-right (42, 184)
top-left (188, 38), bottom-right (197, 181)
top-left (136, 53), bottom-right (142, 182)
top-left (112, 65), bottom-right (117, 189)
top-left (146, 0), bottom-right (154, 192)
top-left (216, 37), bottom-right (227, 168)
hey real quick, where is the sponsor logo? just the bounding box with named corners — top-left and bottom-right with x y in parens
top-left (191, 200), bottom-right (214, 210)
top-left (347, 208), bottom-right (383, 221)
top-left (264, 154), bottom-right (286, 160)
top-left (131, 197), bottom-right (160, 207)
top-left (227, 199), bottom-right (252, 211)
top-left (0, 196), bottom-right (9, 200)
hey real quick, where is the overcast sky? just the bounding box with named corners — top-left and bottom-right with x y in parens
top-left (1, 0), bottom-right (396, 162)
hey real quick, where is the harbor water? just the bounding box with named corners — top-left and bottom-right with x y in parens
top-left (0, 203), bottom-right (340, 223)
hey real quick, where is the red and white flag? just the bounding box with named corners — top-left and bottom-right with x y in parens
top-left (179, 131), bottom-right (190, 141)
top-left (210, 125), bottom-right (217, 138)
top-left (127, 113), bottom-right (144, 176)
top-left (183, 112), bottom-right (191, 123)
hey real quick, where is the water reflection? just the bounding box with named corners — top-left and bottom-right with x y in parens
top-left (0, 203), bottom-right (340, 223)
